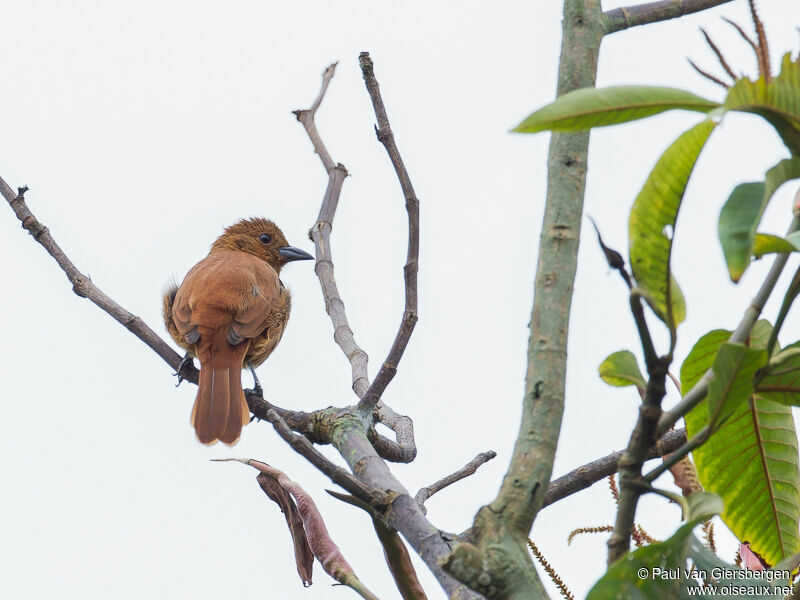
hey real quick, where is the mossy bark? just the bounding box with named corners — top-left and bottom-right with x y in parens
top-left (443, 1), bottom-right (604, 597)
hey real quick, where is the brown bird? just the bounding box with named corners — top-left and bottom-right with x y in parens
top-left (163, 218), bottom-right (313, 445)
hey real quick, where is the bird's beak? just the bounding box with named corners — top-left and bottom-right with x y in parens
top-left (278, 246), bottom-right (314, 262)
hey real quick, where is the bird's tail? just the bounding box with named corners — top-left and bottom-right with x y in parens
top-left (192, 337), bottom-right (251, 445)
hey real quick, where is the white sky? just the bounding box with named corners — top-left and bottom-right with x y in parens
top-left (2, 1), bottom-right (800, 599)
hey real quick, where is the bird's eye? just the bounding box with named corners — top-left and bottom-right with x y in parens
top-left (259, 233), bottom-right (272, 244)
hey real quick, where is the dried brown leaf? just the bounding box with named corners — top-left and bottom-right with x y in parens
top-left (215, 458), bottom-right (379, 600)
top-left (256, 472), bottom-right (314, 586)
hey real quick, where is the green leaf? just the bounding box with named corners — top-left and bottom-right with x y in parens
top-left (725, 54), bottom-right (800, 155)
top-left (717, 158), bottom-right (800, 281)
top-left (598, 350), bottom-right (646, 388)
top-left (685, 490), bottom-right (724, 522)
top-left (513, 86), bottom-right (719, 133)
top-left (753, 233), bottom-right (800, 257)
top-left (764, 157), bottom-right (800, 211)
top-left (589, 490), bottom-right (790, 598)
top-left (706, 342), bottom-right (767, 425)
top-left (586, 493), bottom-right (722, 600)
top-left (629, 120), bottom-right (717, 329)
top-left (688, 535), bottom-right (791, 598)
top-left (756, 342), bottom-right (800, 406)
top-left (718, 182), bottom-right (766, 281)
top-left (683, 326), bottom-right (800, 566)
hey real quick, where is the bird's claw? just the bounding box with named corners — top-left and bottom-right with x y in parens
top-left (174, 354), bottom-right (195, 387)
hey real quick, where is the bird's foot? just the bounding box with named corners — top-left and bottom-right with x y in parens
top-left (174, 353), bottom-right (194, 387)
top-left (247, 364), bottom-right (263, 398)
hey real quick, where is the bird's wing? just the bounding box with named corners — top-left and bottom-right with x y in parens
top-left (229, 256), bottom-right (282, 342)
top-left (171, 277), bottom-right (195, 338)
top-left (171, 251), bottom-right (281, 344)
top-left (246, 286), bottom-right (291, 367)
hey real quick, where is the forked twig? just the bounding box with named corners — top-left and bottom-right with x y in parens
top-left (415, 451), bottom-right (497, 513)
top-left (294, 62), bottom-right (417, 463)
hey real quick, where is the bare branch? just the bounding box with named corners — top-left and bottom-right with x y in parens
top-left (373, 402), bottom-right (417, 463)
top-left (293, 63), bottom-right (338, 172)
top-left (295, 64), bottom-right (371, 399)
top-left (608, 354), bottom-right (670, 563)
top-left (293, 61), bottom-right (476, 599)
top-left (603, 0), bottom-right (735, 35)
top-left (0, 175), bottom-right (374, 498)
top-left (1, 175), bottom-right (391, 514)
top-left (415, 451), bottom-right (497, 513)
top-left (542, 428), bottom-right (687, 508)
top-left (294, 62), bottom-right (418, 463)
top-left (245, 393), bottom-right (389, 508)
top-left (328, 491), bottom-right (430, 600)
top-left (357, 51), bottom-right (420, 412)
top-left (0, 180), bottom-right (193, 379)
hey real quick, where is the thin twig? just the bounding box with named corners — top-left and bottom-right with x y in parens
top-left (327, 491), bottom-right (429, 600)
top-left (688, 58), bottom-right (730, 89)
top-left (723, 16), bottom-right (759, 58)
top-left (294, 62), bottom-right (417, 463)
top-left (603, 0), bottom-right (735, 35)
top-left (667, 370), bottom-right (681, 394)
top-left (587, 219), bottom-right (658, 368)
top-left (295, 63), bottom-right (370, 398)
top-left (587, 216), bottom-right (632, 289)
top-left (608, 352), bottom-right (670, 564)
top-left (700, 28), bottom-right (737, 82)
top-left (541, 428), bottom-right (686, 508)
top-left (415, 451), bottom-right (497, 513)
top-left (294, 61), bottom-right (476, 599)
top-left (0, 180), bottom-right (194, 380)
top-left (645, 424), bottom-right (711, 482)
top-left (357, 51), bottom-right (420, 412)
